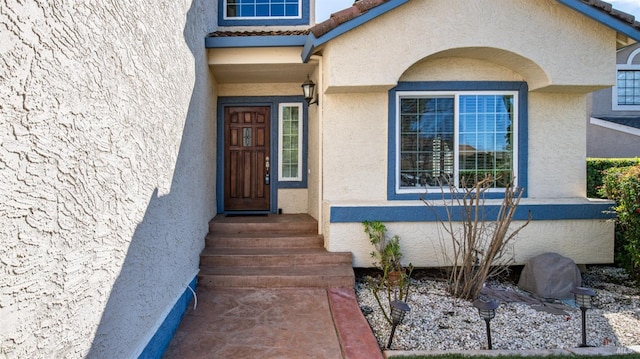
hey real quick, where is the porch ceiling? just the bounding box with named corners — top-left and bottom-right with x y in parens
top-left (211, 63), bottom-right (316, 84)
top-left (208, 47), bottom-right (316, 84)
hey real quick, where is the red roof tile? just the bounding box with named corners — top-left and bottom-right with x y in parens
top-left (309, 0), bottom-right (389, 38)
top-left (208, 30), bottom-right (309, 37)
top-left (582, 0), bottom-right (640, 29)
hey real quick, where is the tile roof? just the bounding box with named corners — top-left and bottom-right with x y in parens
top-left (309, 0), bottom-right (389, 38)
top-left (582, 0), bottom-right (640, 29)
top-left (208, 30), bottom-right (309, 37)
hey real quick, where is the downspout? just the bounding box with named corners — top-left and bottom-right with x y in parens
top-left (311, 54), bottom-right (324, 235)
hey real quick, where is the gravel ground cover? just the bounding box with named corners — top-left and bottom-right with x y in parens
top-left (355, 266), bottom-right (640, 352)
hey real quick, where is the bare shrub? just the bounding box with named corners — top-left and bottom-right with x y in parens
top-left (424, 176), bottom-right (530, 300)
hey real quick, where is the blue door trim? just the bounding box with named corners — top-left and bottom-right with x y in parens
top-left (217, 96), bottom-right (307, 213)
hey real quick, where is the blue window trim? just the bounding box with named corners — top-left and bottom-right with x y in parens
top-left (218, 0), bottom-right (310, 27)
top-left (329, 202), bottom-right (615, 223)
top-left (216, 96), bottom-right (308, 213)
top-left (387, 81), bottom-right (529, 201)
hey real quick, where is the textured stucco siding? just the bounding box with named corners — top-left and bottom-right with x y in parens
top-left (278, 189), bottom-right (308, 214)
top-left (328, 218), bottom-right (614, 268)
top-left (322, 92), bottom-right (388, 202)
top-left (527, 93), bottom-right (588, 198)
top-left (1, 1), bottom-right (217, 358)
top-left (322, 0), bottom-right (615, 92)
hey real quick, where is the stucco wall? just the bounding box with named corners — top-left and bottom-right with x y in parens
top-left (1, 1), bottom-right (217, 357)
top-left (278, 189), bottom-right (308, 213)
top-left (322, 92), bottom-right (388, 201)
top-left (323, 0), bottom-right (615, 92)
top-left (328, 217), bottom-right (614, 268)
top-left (527, 93), bottom-right (588, 198)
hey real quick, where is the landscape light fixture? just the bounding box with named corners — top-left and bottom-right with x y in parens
top-left (473, 298), bottom-right (499, 350)
top-left (571, 286), bottom-right (596, 347)
top-left (386, 300), bottom-right (410, 349)
top-left (301, 74), bottom-right (317, 105)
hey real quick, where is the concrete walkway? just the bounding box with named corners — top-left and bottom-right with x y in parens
top-left (163, 287), bottom-right (383, 359)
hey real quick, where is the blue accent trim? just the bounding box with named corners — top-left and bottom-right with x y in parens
top-left (218, 0), bottom-right (310, 27)
top-left (556, 0), bottom-right (640, 42)
top-left (205, 35), bottom-right (307, 48)
top-left (139, 277), bottom-right (197, 359)
top-left (329, 202), bottom-right (615, 223)
top-left (301, 0), bottom-right (409, 62)
top-left (216, 97), bottom-right (308, 213)
top-left (387, 81), bottom-right (529, 201)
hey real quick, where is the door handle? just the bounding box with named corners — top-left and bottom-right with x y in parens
top-left (265, 156), bottom-right (270, 185)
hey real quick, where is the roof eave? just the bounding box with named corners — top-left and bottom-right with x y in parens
top-left (556, 0), bottom-right (640, 42)
top-left (301, 0), bottom-right (410, 63)
top-left (206, 35), bottom-right (308, 48)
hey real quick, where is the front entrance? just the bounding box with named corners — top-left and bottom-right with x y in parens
top-left (224, 106), bottom-right (271, 211)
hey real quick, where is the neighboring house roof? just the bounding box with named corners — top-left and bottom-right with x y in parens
top-left (594, 116), bottom-right (640, 129)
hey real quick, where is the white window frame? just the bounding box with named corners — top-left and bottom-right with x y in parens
top-left (223, 0), bottom-right (302, 20)
top-left (613, 47), bottom-right (640, 111)
top-left (278, 103), bottom-right (303, 182)
top-left (395, 90), bottom-right (519, 194)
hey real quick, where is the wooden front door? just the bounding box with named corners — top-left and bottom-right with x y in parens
top-left (224, 106), bottom-right (271, 211)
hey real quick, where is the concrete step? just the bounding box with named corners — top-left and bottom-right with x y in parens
top-left (205, 233), bottom-right (324, 248)
top-left (200, 247), bottom-right (353, 267)
top-left (198, 264), bottom-right (355, 288)
top-left (208, 214), bottom-right (317, 235)
top-left (201, 214), bottom-right (355, 289)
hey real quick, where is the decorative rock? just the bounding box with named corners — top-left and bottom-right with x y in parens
top-left (517, 253), bottom-right (582, 299)
top-left (356, 266), bottom-right (640, 351)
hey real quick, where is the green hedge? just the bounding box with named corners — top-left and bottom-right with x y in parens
top-left (587, 158), bottom-right (640, 198)
top-left (600, 164), bottom-right (640, 277)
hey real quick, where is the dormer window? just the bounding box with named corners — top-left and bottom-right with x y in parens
top-left (225, 0), bottom-right (301, 19)
top-left (219, 0), bottom-right (309, 26)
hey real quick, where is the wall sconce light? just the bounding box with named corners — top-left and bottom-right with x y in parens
top-left (301, 74), bottom-right (317, 105)
top-left (386, 300), bottom-right (410, 349)
top-left (571, 287), bottom-right (596, 347)
top-left (473, 298), bottom-right (499, 350)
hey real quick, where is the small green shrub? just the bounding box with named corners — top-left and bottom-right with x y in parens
top-left (587, 158), bottom-right (640, 198)
top-left (600, 164), bottom-right (640, 278)
top-left (362, 220), bottom-right (413, 325)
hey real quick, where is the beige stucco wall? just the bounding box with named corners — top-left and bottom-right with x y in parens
top-left (528, 93), bottom-right (588, 198)
top-left (315, 0), bottom-right (617, 266)
top-left (329, 215), bottom-right (615, 268)
top-left (322, 0), bottom-right (615, 92)
top-left (217, 82), bottom-right (301, 97)
top-left (278, 189), bottom-right (308, 213)
top-left (1, 0), bottom-right (217, 357)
